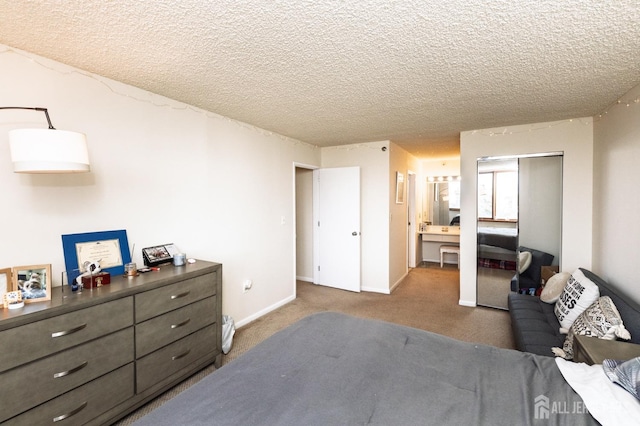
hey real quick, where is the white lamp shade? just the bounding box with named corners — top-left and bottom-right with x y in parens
top-left (9, 128), bottom-right (90, 173)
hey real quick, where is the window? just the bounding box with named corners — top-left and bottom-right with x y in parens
top-left (448, 181), bottom-right (461, 209)
top-left (478, 171), bottom-right (518, 221)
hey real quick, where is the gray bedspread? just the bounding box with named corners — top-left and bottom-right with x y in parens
top-left (133, 312), bottom-right (597, 425)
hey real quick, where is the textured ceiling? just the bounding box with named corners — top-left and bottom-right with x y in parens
top-left (1, 1), bottom-right (639, 158)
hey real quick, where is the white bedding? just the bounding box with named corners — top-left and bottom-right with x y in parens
top-left (555, 358), bottom-right (640, 426)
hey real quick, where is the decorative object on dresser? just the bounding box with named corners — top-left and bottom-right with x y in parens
top-left (0, 260), bottom-right (222, 425)
top-left (142, 243), bottom-right (179, 267)
top-left (61, 229), bottom-right (132, 287)
top-left (11, 264), bottom-right (52, 303)
top-left (0, 267), bottom-right (12, 306)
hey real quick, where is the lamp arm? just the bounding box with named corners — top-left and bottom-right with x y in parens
top-left (0, 106), bottom-right (56, 129)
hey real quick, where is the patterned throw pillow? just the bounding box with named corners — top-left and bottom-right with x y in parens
top-left (554, 269), bottom-right (600, 330)
top-left (552, 296), bottom-right (631, 359)
top-left (603, 357), bottom-right (640, 400)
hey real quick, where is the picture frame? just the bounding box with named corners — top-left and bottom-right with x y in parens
top-left (12, 264), bottom-right (52, 303)
top-left (0, 267), bottom-right (11, 306)
top-left (395, 171), bottom-right (405, 204)
top-left (62, 230), bottom-right (131, 285)
top-left (142, 243), bottom-right (178, 267)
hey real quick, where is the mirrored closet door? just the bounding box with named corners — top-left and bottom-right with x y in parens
top-left (476, 153), bottom-right (562, 309)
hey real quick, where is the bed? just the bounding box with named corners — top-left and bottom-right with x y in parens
top-left (477, 226), bottom-right (518, 266)
top-left (132, 312), bottom-right (638, 426)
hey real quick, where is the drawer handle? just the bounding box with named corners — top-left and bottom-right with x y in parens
top-left (171, 318), bottom-right (191, 329)
top-left (54, 360), bottom-right (88, 379)
top-left (51, 323), bottom-right (87, 338)
top-left (170, 291), bottom-right (190, 300)
top-left (172, 349), bottom-right (191, 361)
top-left (53, 401), bottom-right (88, 422)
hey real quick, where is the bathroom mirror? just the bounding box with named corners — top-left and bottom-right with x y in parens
top-left (424, 180), bottom-right (461, 226)
top-left (476, 153), bottom-right (562, 309)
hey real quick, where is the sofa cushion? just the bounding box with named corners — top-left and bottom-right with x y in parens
top-left (508, 292), bottom-right (564, 357)
top-left (554, 268), bottom-right (600, 330)
top-left (553, 296), bottom-right (631, 359)
top-left (540, 271), bottom-right (571, 304)
top-left (519, 246), bottom-right (554, 286)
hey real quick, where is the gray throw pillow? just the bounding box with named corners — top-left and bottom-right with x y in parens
top-left (603, 357), bottom-right (640, 400)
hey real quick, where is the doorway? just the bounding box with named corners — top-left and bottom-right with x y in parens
top-left (294, 164), bottom-right (362, 293)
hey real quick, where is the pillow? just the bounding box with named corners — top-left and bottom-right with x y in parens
top-left (554, 268), bottom-right (600, 330)
top-left (517, 251), bottom-right (532, 273)
top-left (552, 296), bottom-right (631, 359)
top-left (603, 357), bottom-right (640, 400)
top-left (540, 271), bottom-right (571, 303)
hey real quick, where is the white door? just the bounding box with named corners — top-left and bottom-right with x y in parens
top-left (313, 167), bottom-right (361, 292)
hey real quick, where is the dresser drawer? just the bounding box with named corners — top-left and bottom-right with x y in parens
top-left (136, 296), bottom-right (216, 358)
top-left (4, 363), bottom-right (134, 426)
top-left (0, 327), bottom-right (134, 422)
top-left (135, 273), bottom-right (216, 322)
top-left (136, 324), bottom-right (216, 393)
top-left (0, 297), bottom-right (133, 373)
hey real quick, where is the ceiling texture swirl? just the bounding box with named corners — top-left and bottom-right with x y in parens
top-left (1, 1), bottom-right (639, 158)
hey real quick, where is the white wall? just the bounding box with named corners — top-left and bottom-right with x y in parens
top-left (593, 83), bottom-right (640, 303)
top-left (321, 141), bottom-right (390, 293)
top-left (460, 118), bottom-right (594, 306)
top-left (0, 45), bottom-right (320, 327)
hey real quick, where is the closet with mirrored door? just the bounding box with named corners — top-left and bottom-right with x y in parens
top-left (476, 153), bottom-right (562, 309)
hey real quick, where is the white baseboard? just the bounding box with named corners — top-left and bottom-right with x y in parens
top-left (389, 272), bottom-right (409, 292)
top-left (458, 299), bottom-right (476, 307)
top-left (235, 294), bottom-right (296, 328)
top-left (361, 286), bottom-right (391, 294)
top-left (296, 275), bottom-right (313, 282)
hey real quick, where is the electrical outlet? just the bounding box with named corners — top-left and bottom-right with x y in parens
top-left (243, 279), bottom-right (253, 293)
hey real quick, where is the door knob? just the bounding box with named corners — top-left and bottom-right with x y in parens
top-left (352, 231), bottom-right (358, 236)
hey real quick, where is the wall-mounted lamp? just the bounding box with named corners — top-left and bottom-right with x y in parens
top-left (1, 107), bottom-right (90, 173)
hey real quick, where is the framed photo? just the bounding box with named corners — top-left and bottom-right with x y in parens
top-left (0, 268), bottom-right (11, 306)
top-left (12, 264), bottom-right (51, 303)
top-left (142, 244), bottom-right (177, 267)
top-left (62, 230), bottom-right (131, 285)
top-left (395, 171), bottom-right (405, 204)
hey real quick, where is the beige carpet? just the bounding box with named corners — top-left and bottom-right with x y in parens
top-left (116, 265), bottom-right (515, 424)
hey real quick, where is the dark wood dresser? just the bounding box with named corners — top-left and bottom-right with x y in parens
top-left (0, 260), bottom-right (222, 425)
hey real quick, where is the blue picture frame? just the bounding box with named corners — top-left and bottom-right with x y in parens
top-left (62, 229), bottom-right (131, 285)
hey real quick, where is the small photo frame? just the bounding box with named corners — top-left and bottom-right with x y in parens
top-left (12, 264), bottom-right (52, 303)
top-left (142, 244), bottom-right (175, 267)
top-left (0, 268), bottom-right (11, 307)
